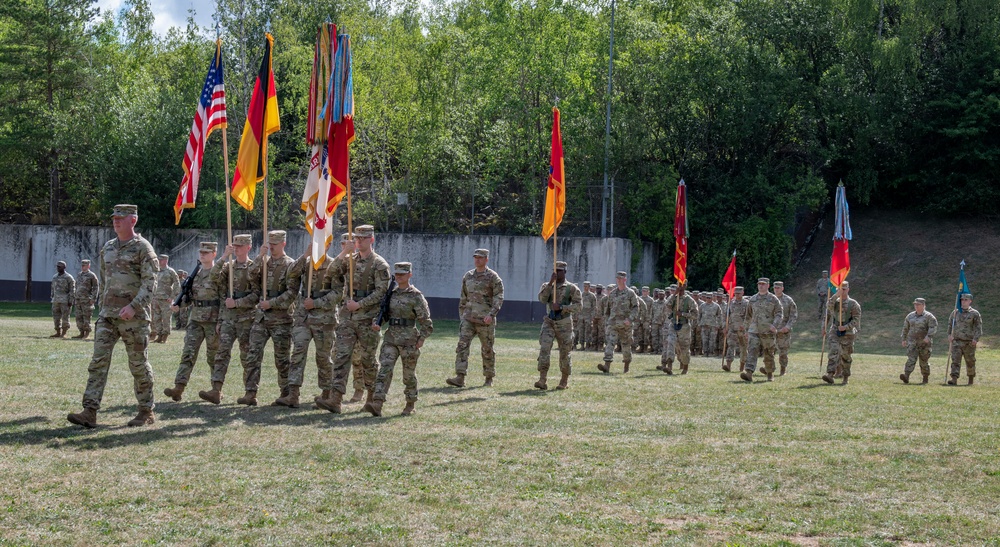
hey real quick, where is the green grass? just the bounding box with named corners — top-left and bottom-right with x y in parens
top-left (2, 306), bottom-right (1000, 546)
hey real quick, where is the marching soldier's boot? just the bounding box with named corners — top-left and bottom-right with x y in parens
top-left (765, 372), bottom-right (773, 382)
top-left (50, 328), bottom-right (61, 338)
top-left (83, 328), bottom-right (91, 339)
top-left (968, 376), bottom-right (975, 386)
top-left (681, 364), bottom-right (689, 375)
top-left (921, 374), bottom-right (929, 385)
top-left (312, 389), bottom-right (330, 404)
top-left (899, 373), bottom-right (910, 384)
top-left (159, 334), bottom-right (169, 343)
top-left (821, 374), bottom-right (834, 384)
top-left (739, 370), bottom-right (752, 382)
top-left (947, 376), bottom-right (958, 385)
top-left (237, 390), bottom-right (258, 406)
top-left (597, 362), bottom-right (610, 374)
top-left (163, 383), bottom-right (186, 401)
top-left (534, 371), bottom-right (547, 390)
top-left (779, 365), bottom-right (786, 376)
top-left (366, 390), bottom-right (375, 405)
top-left (127, 409), bottom-right (155, 427)
top-left (446, 374), bottom-right (466, 387)
top-left (274, 386), bottom-right (300, 408)
top-left (347, 389), bottom-right (364, 404)
top-left (58, 327), bottom-right (67, 338)
top-left (67, 407), bottom-right (97, 428)
top-left (401, 401), bottom-right (415, 416)
top-left (722, 360), bottom-right (731, 372)
top-left (556, 371), bottom-right (569, 390)
top-left (278, 386), bottom-right (290, 399)
top-left (484, 376), bottom-right (494, 387)
top-left (198, 381), bottom-right (224, 405)
top-left (315, 390), bottom-right (343, 414)
top-left (834, 365), bottom-right (843, 378)
top-left (841, 375), bottom-right (849, 385)
top-left (623, 360), bottom-right (630, 374)
top-left (363, 398), bottom-right (383, 417)
top-left (656, 364), bottom-right (665, 371)
top-left (72, 330), bottom-right (86, 339)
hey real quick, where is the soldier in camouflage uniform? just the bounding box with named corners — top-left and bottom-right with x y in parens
top-left (650, 289), bottom-right (666, 353)
top-left (164, 242), bottom-right (222, 402)
top-left (534, 261), bottom-right (582, 390)
top-left (657, 285), bottom-right (678, 368)
top-left (68, 204), bottom-right (159, 428)
top-left (690, 291), bottom-right (702, 355)
top-left (637, 287), bottom-right (654, 352)
top-left (50, 261), bottom-right (75, 338)
top-left (200, 235), bottom-right (260, 405)
top-left (724, 287), bottom-right (749, 372)
top-left (364, 262), bottom-right (434, 417)
top-left (72, 259), bottom-right (100, 339)
top-left (822, 281), bottom-right (861, 385)
top-left (816, 270), bottom-right (829, 321)
top-left (716, 291), bottom-right (728, 355)
top-left (235, 230), bottom-right (297, 406)
top-left (576, 281), bottom-right (595, 350)
top-left (771, 282), bottom-right (797, 374)
top-left (740, 278), bottom-right (783, 382)
top-left (898, 297), bottom-right (938, 384)
top-left (273, 237), bottom-right (350, 408)
top-left (316, 225), bottom-right (391, 414)
top-left (151, 254), bottom-right (179, 343)
top-left (591, 285), bottom-right (605, 352)
top-left (661, 285), bottom-right (698, 374)
top-left (598, 272), bottom-right (638, 374)
top-left (446, 248), bottom-right (505, 387)
top-left (948, 293), bottom-right (982, 385)
top-left (699, 292), bottom-right (722, 357)
top-left (173, 269), bottom-right (189, 330)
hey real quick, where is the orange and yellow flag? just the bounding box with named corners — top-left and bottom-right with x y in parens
top-left (231, 33), bottom-right (280, 210)
top-left (542, 107), bottom-right (565, 241)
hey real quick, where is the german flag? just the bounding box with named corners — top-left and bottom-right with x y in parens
top-left (232, 33), bottom-right (280, 211)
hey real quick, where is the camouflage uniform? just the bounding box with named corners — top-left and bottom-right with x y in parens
top-left (743, 282), bottom-right (783, 379)
top-left (152, 261), bottom-right (179, 340)
top-left (816, 275), bottom-right (829, 320)
top-left (601, 278), bottom-right (639, 371)
top-left (948, 301), bottom-right (982, 383)
top-left (285, 253), bottom-right (343, 394)
top-left (51, 269), bottom-right (75, 335)
top-left (577, 285), bottom-right (596, 350)
top-left (775, 289), bottom-right (798, 373)
top-left (591, 290), bottom-right (606, 352)
top-left (640, 291), bottom-right (655, 352)
top-left (77, 206), bottom-right (158, 414)
top-left (901, 304), bottom-right (938, 380)
top-left (661, 292), bottom-right (698, 373)
top-left (632, 295), bottom-right (648, 352)
top-left (724, 292), bottom-right (749, 371)
top-left (244, 247), bottom-right (296, 396)
top-left (74, 264), bottom-right (100, 337)
top-left (174, 270), bottom-right (191, 330)
top-left (824, 291), bottom-right (861, 382)
top-left (716, 293), bottom-right (728, 353)
top-left (537, 274), bottom-right (582, 384)
top-left (699, 298), bottom-right (722, 356)
top-left (650, 291), bottom-right (666, 353)
top-left (373, 276), bottom-right (433, 405)
top-left (211, 251), bottom-right (259, 388)
top-left (171, 255), bottom-right (223, 387)
top-left (453, 260), bottom-right (504, 380)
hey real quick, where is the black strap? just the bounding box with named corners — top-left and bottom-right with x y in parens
top-left (388, 318), bottom-right (414, 327)
top-left (194, 299), bottom-right (220, 307)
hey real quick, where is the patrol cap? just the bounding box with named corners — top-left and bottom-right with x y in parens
top-left (268, 230), bottom-right (287, 244)
top-left (81, 259), bottom-right (90, 266)
top-left (56, 260), bottom-right (66, 267)
top-left (233, 234), bottom-right (252, 246)
top-left (773, 281), bottom-right (784, 288)
top-left (555, 261), bottom-right (567, 270)
top-left (178, 269), bottom-right (188, 277)
top-left (757, 277), bottom-right (770, 285)
top-left (355, 225), bottom-right (375, 238)
top-left (734, 286), bottom-right (745, 292)
top-left (668, 284), bottom-right (677, 290)
top-left (822, 270), bottom-right (829, 274)
top-left (840, 281), bottom-right (850, 289)
top-left (341, 232), bottom-right (354, 242)
top-left (913, 297), bottom-right (926, 305)
top-left (961, 293), bottom-right (973, 300)
top-left (607, 284), bottom-right (614, 289)
top-left (654, 288), bottom-right (663, 294)
top-left (199, 242), bottom-right (218, 253)
top-left (158, 254), bottom-right (169, 260)
top-left (641, 286), bottom-right (649, 291)
top-left (394, 262), bottom-right (412, 274)
top-left (111, 204), bottom-right (137, 217)
top-left (473, 249), bottom-right (490, 258)
top-left (616, 271), bottom-right (627, 278)
top-left (583, 281), bottom-right (591, 286)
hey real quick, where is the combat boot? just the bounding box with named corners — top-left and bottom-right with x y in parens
top-left (274, 386), bottom-right (300, 408)
top-left (127, 409), bottom-right (155, 427)
top-left (237, 390), bottom-right (258, 406)
top-left (623, 361), bottom-right (630, 373)
top-left (921, 374), bottom-right (929, 385)
top-left (534, 372), bottom-right (547, 390)
top-left (347, 389), bottom-right (364, 404)
top-left (556, 371), bottom-right (569, 390)
top-left (401, 402), bottom-right (415, 416)
top-left (947, 377), bottom-right (958, 385)
top-left (311, 389), bottom-right (330, 404)
top-left (67, 407), bottom-right (97, 428)
top-left (597, 362), bottom-right (610, 374)
top-left (765, 371), bottom-right (773, 382)
top-left (315, 390), bottom-right (343, 414)
top-left (163, 383), bottom-right (186, 401)
top-left (722, 361), bottom-right (731, 372)
top-left (899, 373), bottom-right (910, 384)
top-left (484, 377), bottom-right (494, 387)
top-left (82, 328), bottom-right (91, 339)
top-left (779, 365), bottom-right (787, 376)
top-left (363, 398), bottom-right (383, 417)
top-left (50, 328), bottom-right (61, 338)
top-left (159, 334), bottom-right (169, 343)
top-left (366, 390), bottom-right (375, 405)
top-left (198, 381), bottom-right (224, 405)
top-left (277, 386), bottom-right (290, 400)
top-left (71, 330), bottom-right (86, 339)
top-left (968, 376), bottom-right (975, 385)
top-left (445, 374), bottom-right (466, 387)
top-left (58, 327), bottom-right (67, 338)
top-left (841, 375), bottom-right (849, 385)
top-left (739, 370), bottom-right (752, 382)
top-left (681, 364), bottom-right (689, 375)
top-left (656, 364), bottom-right (665, 371)
top-left (821, 374), bottom-right (834, 384)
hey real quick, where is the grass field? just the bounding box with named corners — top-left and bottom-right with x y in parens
top-left (2, 304), bottom-right (1000, 546)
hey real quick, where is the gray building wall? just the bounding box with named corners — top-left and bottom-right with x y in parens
top-left (0, 225), bottom-right (657, 321)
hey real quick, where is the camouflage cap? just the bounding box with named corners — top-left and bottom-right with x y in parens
top-left (233, 234), bottom-right (252, 246)
top-left (583, 281), bottom-right (591, 286)
top-left (654, 288), bottom-right (664, 294)
top-left (641, 286), bottom-right (649, 291)
top-left (268, 230), bottom-right (287, 244)
top-left (735, 286), bottom-right (745, 292)
top-left (840, 281), bottom-right (850, 289)
top-left (607, 284), bottom-right (614, 289)
top-left (354, 225), bottom-right (375, 238)
top-left (199, 242), bottom-right (218, 253)
top-left (341, 232), bottom-right (354, 242)
top-left (757, 277), bottom-right (770, 285)
top-left (913, 297), bottom-right (926, 304)
top-left (668, 284), bottom-right (677, 290)
top-left (473, 248), bottom-right (490, 258)
top-left (111, 204), bottom-right (137, 217)
top-left (394, 262), bottom-right (412, 274)
top-left (595, 286), bottom-right (603, 292)
top-left (616, 271), bottom-right (627, 278)
top-left (178, 269), bottom-right (188, 277)
top-left (961, 293), bottom-right (973, 300)
top-left (81, 259), bottom-right (90, 265)
top-left (158, 254), bottom-right (169, 260)
top-left (773, 281), bottom-right (784, 287)
top-left (56, 260), bottom-right (66, 267)
top-left (822, 270), bottom-right (829, 274)
top-left (555, 261), bottom-right (567, 270)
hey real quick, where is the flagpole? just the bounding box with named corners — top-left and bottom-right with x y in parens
top-left (217, 35), bottom-right (234, 299)
top-left (552, 229), bottom-right (557, 305)
top-left (721, 303), bottom-right (731, 368)
top-left (307, 256), bottom-right (313, 296)
top-left (347, 171), bottom-right (354, 300)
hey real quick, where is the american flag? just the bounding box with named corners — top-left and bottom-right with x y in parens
top-left (174, 40), bottom-right (228, 224)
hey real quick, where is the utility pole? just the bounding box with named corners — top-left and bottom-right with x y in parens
top-left (601, 0), bottom-right (616, 238)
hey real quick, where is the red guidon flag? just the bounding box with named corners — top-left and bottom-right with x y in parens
top-left (673, 179), bottom-right (689, 286)
top-left (722, 250), bottom-right (737, 299)
top-left (231, 33), bottom-right (280, 211)
top-left (542, 107), bottom-right (565, 241)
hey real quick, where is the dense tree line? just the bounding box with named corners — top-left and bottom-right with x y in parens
top-left (1, 0), bottom-right (997, 285)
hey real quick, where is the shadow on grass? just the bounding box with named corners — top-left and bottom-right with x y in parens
top-left (426, 396), bottom-right (488, 408)
top-left (498, 389), bottom-right (549, 397)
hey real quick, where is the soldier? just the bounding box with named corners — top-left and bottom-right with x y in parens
top-left (163, 242), bottom-right (222, 402)
top-left (661, 284), bottom-right (698, 374)
top-left (239, 230), bottom-right (296, 406)
top-left (200, 235), bottom-right (260, 405)
top-left (316, 225), bottom-right (391, 413)
top-left (773, 281), bottom-right (797, 375)
top-left (740, 278), bottom-right (783, 382)
top-left (534, 261), bottom-right (582, 390)
top-left (151, 254), bottom-right (179, 343)
top-left (591, 285), bottom-right (605, 352)
top-left (598, 272), bottom-right (638, 374)
top-left (899, 297), bottom-right (938, 385)
top-left (700, 292), bottom-right (722, 357)
top-left (822, 281), bottom-right (861, 385)
top-left (724, 287), bottom-right (749, 372)
top-left (716, 291), bottom-right (728, 356)
top-left (50, 260), bottom-right (75, 338)
top-left (577, 281), bottom-right (596, 350)
top-left (364, 262), bottom-right (433, 416)
top-left (637, 286), bottom-right (654, 352)
top-left (273, 236), bottom-right (350, 408)
top-left (816, 270), bottom-right (829, 321)
top-left (72, 259), bottom-right (100, 339)
top-left (948, 293), bottom-right (982, 386)
top-left (173, 269), bottom-right (189, 330)
top-left (67, 204), bottom-right (158, 428)
top-left (650, 289), bottom-right (666, 353)
top-left (657, 285), bottom-right (678, 368)
top-left (446, 248), bottom-right (505, 387)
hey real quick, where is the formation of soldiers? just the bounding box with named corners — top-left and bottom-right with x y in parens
top-left (56, 205), bottom-right (985, 429)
